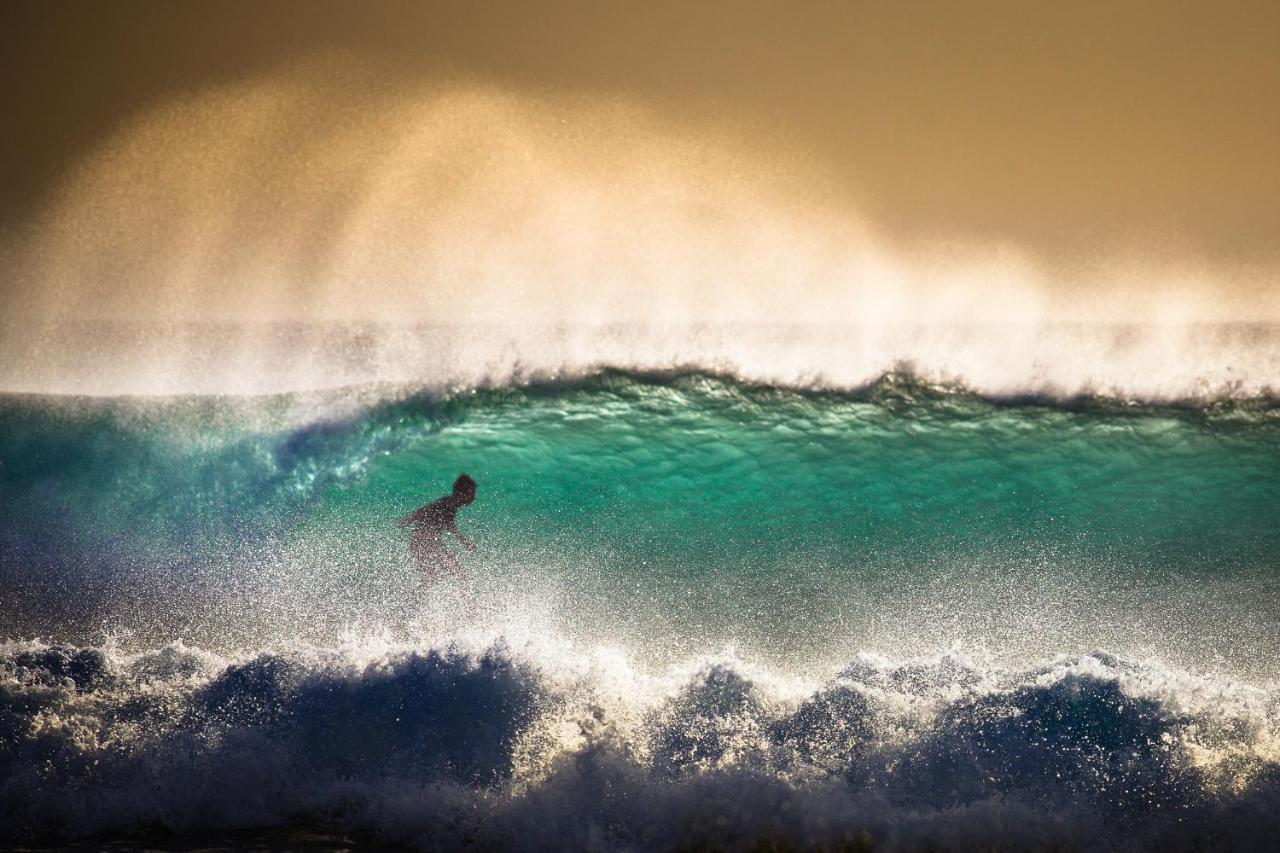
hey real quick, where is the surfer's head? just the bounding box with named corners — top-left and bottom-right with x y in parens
top-left (453, 473), bottom-right (477, 504)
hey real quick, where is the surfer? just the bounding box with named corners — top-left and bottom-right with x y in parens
top-left (397, 473), bottom-right (477, 598)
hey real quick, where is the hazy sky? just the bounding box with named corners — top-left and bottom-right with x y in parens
top-left (4, 0), bottom-right (1278, 268)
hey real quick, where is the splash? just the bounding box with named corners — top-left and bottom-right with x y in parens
top-left (2, 638), bottom-right (1278, 850)
top-left (1, 67), bottom-right (1276, 398)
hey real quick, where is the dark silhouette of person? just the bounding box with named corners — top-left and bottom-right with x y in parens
top-left (397, 473), bottom-right (477, 597)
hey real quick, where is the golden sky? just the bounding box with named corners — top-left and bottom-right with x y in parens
top-left (2, 0), bottom-right (1278, 311)
top-left (2, 1), bottom-right (1279, 395)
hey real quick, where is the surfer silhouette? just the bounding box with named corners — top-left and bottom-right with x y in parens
top-left (397, 473), bottom-right (477, 598)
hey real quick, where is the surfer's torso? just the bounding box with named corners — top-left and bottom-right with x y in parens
top-left (406, 496), bottom-right (457, 545)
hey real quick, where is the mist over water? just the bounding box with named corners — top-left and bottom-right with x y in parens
top-left (4, 319), bottom-right (1280, 401)
top-left (1, 70), bottom-right (1277, 399)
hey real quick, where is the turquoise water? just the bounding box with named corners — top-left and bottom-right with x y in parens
top-left (4, 369), bottom-right (1280, 850)
top-left (3, 370), bottom-right (1278, 670)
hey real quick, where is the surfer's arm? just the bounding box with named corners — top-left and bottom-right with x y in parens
top-left (447, 519), bottom-right (477, 551)
top-left (396, 506), bottom-right (424, 528)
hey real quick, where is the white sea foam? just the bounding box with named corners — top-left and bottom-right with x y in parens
top-left (2, 635), bottom-right (1277, 850)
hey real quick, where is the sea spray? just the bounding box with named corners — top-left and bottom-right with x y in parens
top-left (1, 638), bottom-right (1277, 850)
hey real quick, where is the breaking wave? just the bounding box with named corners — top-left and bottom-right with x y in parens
top-left (2, 639), bottom-right (1278, 851)
top-left (3, 368), bottom-right (1279, 849)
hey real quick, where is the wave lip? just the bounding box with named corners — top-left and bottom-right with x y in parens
top-left (2, 320), bottom-right (1279, 403)
top-left (2, 640), bottom-right (1278, 850)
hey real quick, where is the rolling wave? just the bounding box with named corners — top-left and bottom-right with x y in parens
top-left (3, 369), bottom-right (1279, 848)
top-left (3, 369), bottom-right (1278, 671)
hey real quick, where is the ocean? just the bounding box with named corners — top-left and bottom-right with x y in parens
top-left (2, 326), bottom-right (1279, 851)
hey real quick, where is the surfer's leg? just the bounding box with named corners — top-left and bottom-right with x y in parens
top-left (438, 549), bottom-right (474, 610)
top-left (411, 541), bottom-right (445, 596)
top-left (412, 546), bottom-right (472, 609)
top-left (414, 565), bottom-right (438, 598)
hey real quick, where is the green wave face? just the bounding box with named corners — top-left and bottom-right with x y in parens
top-left (3, 372), bottom-right (1279, 673)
